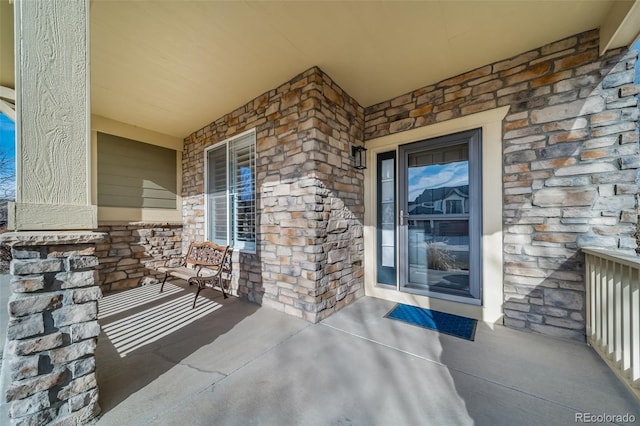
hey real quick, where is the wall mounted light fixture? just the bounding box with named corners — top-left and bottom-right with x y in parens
top-left (352, 145), bottom-right (367, 169)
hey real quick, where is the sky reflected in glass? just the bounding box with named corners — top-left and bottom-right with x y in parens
top-left (0, 113), bottom-right (15, 199)
top-left (408, 160), bottom-right (468, 202)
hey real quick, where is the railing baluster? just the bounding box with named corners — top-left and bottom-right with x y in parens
top-left (622, 264), bottom-right (631, 372)
top-left (610, 259), bottom-right (616, 354)
top-left (602, 259), bottom-right (613, 356)
top-left (595, 256), bottom-right (602, 346)
top-left (585, 254), bottom-right (596, 343)
top-left (614, 261), bottom-right (622, 364)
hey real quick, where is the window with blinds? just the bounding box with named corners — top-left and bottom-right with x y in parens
top-left (206, 131), bottom-right (256, 252)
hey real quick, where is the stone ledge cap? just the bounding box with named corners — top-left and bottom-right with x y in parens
top-left (97, 221), bottom-right (182, 226)
top-left (0, 231), bottom-right (108, 246)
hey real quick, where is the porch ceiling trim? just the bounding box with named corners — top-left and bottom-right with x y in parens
top-left (600, 0), bottom-right (640, 54)
top-left (0, 85), bottom-right (15, 121)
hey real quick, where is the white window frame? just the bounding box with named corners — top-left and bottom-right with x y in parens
top-left (204, 128), bottom-right (257, 253)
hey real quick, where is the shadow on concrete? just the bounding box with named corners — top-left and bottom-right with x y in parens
top-left (320, 297), bottom-right (639, 425)
top-left (436, 317), bottom-right (640, 425)
top-left (95, 279), bottom-right (259, 415)
top-left (93, 295), bottom-right (639, 425)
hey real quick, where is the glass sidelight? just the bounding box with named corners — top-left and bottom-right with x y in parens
top-left (377, 152), bottom-right (396, 285)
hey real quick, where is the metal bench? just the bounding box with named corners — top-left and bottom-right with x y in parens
top-left (158, 241), bottom-right (232, 308)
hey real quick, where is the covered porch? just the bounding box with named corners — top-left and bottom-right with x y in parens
top-left (92, 282), bottom-right (638, 425)
top-left (2, 0), bottom-right (640, 424)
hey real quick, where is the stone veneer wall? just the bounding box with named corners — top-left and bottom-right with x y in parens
top-left (2, 232), bottom-right (105, 425)
top-left (183, 67), bottom-right (365, 322)
top-left (94, 223), bottom-right (182, 293)
top-left (364, 29), bottom-right (639, 340)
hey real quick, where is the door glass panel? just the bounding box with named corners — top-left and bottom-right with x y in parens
top-left (407, 219), bottom-right (471, 297)
top-left (407, 144), bottom-right (468, 216)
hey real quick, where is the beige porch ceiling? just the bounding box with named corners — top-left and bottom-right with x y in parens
top-left (89, 0), bottom-right (640, 138)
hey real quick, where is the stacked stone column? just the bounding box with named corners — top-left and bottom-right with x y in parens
top-left (1, 232), bottom-right (105, 425)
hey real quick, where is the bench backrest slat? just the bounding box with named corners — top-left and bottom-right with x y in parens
top-left (185, 241), bottom-right (230, 270)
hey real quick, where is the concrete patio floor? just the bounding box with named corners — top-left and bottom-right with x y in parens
top-left (94, 280), bottom-right (639, 426)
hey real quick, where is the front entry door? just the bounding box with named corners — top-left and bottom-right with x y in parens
top-left (398, 129), bottom-right (482, 303)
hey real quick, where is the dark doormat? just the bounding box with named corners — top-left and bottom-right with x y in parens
top-left (385, 303), bottom-right (477, 341)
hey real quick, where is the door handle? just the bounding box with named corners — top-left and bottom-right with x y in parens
top-left (399, 210), bottom-right (410, 226)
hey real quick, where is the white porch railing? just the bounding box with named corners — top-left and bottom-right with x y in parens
top-left (584, 247), bottom-right (640, 401)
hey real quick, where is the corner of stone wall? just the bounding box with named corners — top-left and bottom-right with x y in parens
top-left (182, 66), bottom-right (366, 322)
top-left (314, 190), bottom-right (366, 322)
top-left (1, 232), bottom-right (105, 425)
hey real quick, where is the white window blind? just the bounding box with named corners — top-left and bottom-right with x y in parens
top-left (206, 131), bottom-right (256, 252)
top-left (229, 135), bottom-right (256, 250)
top-left (207, 145), bottom-right (228, 246)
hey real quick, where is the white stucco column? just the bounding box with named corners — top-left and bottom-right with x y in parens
top-left (10, 0), bottom-right (96, 230)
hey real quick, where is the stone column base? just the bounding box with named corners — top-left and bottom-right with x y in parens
top-left (0, 231), bottom-right (106, 425)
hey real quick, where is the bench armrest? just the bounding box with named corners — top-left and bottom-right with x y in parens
top-left (222, 247), bottom-right (232, 273)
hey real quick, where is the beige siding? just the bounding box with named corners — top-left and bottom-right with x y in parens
top-left (98, 132), bottom-right (177, 209)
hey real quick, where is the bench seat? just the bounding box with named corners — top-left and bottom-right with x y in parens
top-left (157, 265), bottom-right (217, 281)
